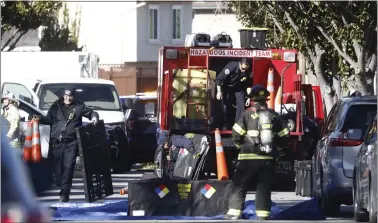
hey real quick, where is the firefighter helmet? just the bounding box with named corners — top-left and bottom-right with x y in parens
top-left (248, 84), bottom-right (270, 98)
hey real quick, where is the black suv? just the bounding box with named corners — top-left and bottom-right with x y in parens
top-left (122, 94), bottom-right (158, 163)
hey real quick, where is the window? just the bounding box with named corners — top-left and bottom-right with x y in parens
top-left (148, 5), bottom-right (159, 41)
top-left (342, 104), bottom-right (377, 134)
top-left (38, 83), bottom-right (122, 111)
top-left (365, 117), bottom-right (377, 142)
top-left (322, 102), bottom-right (340, 135)
top-left (2, 83), bottom-right (33, 104)
top-left (172, 5), bottom-right (183, 40)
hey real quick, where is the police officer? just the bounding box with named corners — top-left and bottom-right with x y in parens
top-left (225, 85), bottom-right (289, 220)
top-left (35, 85), bottom-right (99, 202)
top-left (216, 58), bottom-right (252, 129)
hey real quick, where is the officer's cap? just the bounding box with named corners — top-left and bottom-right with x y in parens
top-left (248, 84), bottom-right (270, 98)
top-left (63, 85), bottom-right (76, 97)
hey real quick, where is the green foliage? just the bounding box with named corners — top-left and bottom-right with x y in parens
top-left (1, 1), bottom-right (62, 34)
top-left (38, 3), bottom-right (82, 51)
top-left (1, 1), bottom-right (82, 52)
top-left (1, 1), bottom-right (63, 51)
top-left (228, 1), bottom-right (377, 82)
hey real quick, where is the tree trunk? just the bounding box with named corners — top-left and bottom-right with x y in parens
top-left (331, 59), bottom-right (341, 102)
top-left (352, 40), bottom-right (375, 95)
top-left (312, 44), bottom-right (335, 115)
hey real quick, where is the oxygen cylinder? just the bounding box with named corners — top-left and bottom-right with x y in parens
top-left (258, 110), bottom-right (274, 153)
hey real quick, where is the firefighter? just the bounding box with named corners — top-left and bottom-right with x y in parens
top-left (216, 57), bottom-right (252, 129)
top-left (225, 85), bottom-right (289, 220)
top-left (34, 85), bottom-right (99, 202)
top-left (1, 91), bottom-right (21, 150)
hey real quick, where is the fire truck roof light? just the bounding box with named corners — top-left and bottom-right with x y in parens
top-left (271, 52), bottom-right (282, 60)
top-left (166, 49), bottom-right (178, 59)
top-left (283, 52), bottom-right (296, 62)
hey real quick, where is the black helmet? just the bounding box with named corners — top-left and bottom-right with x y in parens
top-left (248, 84), bottom-right (270, 98)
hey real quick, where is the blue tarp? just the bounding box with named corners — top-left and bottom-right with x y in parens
top-left (50, 198), bottom-right (325, 221)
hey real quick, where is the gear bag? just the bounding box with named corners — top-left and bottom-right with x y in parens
top-left (153, 132), bottom-right (210, 180)
top-left (172, 134), bottom-right (209, 179)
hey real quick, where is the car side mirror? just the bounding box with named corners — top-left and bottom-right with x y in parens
top-left (347, 129), bottom-right (362, 140)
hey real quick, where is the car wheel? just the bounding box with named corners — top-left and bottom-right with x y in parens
top-left (153, 146), bottom-right (163, 178)
top-left (370, 213), bottom-right (377, 223)
top-left (111, 127), bottom-right (133, 173)
top-left (354, 180), bottom-right (369, 222)
top-left (369, 180), bottom-right (377, 223)
top-left (317, 167), bottom-right (339, 216)
top-left (153, 145), bottom-right (169, 178)
top-left (320, 194), bottom-right (340, 216)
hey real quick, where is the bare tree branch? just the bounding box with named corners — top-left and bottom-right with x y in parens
top-left (269, 13), bottom-right (285, 34)
top-left (316, 25), bottom-right (359, 68)
top-left (1, 29), bottom-right (20, 51)
top-left (284, 11), bottom-right (315, 61)
top-left (5, 30), bottom-right (27, 51)
top-left (338, 5), bottom-right (358, 24)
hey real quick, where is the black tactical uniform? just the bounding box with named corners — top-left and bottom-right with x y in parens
top-left (225, 85), bottom-right (289, 220)
top-left (38, 86), bottom-right (99, 202)
top-left (216, 58), bottom-right (252, 129)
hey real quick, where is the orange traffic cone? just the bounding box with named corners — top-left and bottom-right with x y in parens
top-left (23, 121), bottom-right (33, 162)
top-left (267, 68), bottom-right (275, 110)
top-left (275, 86), bottom-right (282, 113)
top-left (214, 129), bottom-right (229, 181)
top-left (31, 119), bottom-right (42, 163)
top-left (120, 186), bottom-right (128, 195)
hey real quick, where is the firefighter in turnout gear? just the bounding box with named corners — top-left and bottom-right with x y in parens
top-left (225, 85), bottom-right (289, 220)
top-left (216, 58), bottom-right (252, 130)
top-left (1, 91), bottom-right (21, 150)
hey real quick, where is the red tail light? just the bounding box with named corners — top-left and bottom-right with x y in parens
top-left (127, 120), bottom-right (135, 130)
top-left (1, 205), bottom-right (50, 223)
top-left (1, 215), bottom-right (13, 223)
top-left (329, 137), bottom-right (363, 147)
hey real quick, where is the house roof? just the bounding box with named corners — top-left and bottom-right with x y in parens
top-left (192, 1), bottom-right (228, 10)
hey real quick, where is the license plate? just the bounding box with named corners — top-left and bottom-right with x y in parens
top-left (221, 138), bottom-right (236, 147)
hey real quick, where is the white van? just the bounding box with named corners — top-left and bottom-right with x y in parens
top-left (1, 78), bottom-right (126, 132)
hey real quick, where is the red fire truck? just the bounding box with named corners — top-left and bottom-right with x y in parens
top-left (156, 45), bottom-right (325, 189)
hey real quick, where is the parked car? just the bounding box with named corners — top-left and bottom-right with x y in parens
top-left (1, 123), bottom-right (51, 223)
top-left (353, 115), bottom-right (377, 222)
top-left (16, 98), bottom-right (131, 173)
top-left (122, 93), bottom-right (158, 163)
top-left (312, 96), bottom-right (377, 216)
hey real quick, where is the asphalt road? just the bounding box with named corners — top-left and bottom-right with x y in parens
top-left (36, 170), bottom-right (354, 222)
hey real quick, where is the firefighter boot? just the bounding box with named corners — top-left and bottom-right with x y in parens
top-left (59, 194), bottom-right (69, 202)
top-left (224, 215), bottom-right (239, 220)
top-left (59, 190), bottom-right (70, 202)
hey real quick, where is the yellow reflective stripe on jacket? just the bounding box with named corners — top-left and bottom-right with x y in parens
top-left (226, 208), bottom-right (242, 216)
top-left (256, 210), bottom-right (270, 217)
top-left (233, 123), bottom-right (246, 135)
top-left (235, 143), bottom-right (241, 149)
top-left (185, 133), bottom-right (195, 138)
top-left (261, 124), bottom-right (272, 129)
top-left (247, 130), bottom-right (259, 137)
top-left (238, 153), bottom-right (274, 160)
top-left (251, 113), bottom-right (259, 119)
top-left (277, 128), bottom-right (289, 137)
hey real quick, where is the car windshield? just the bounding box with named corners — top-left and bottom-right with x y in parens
top-left (132, 99), bottom-right (157, 117)
top-left (342, 104), bottom-right (377, 134)
top-left (38, 83), bottom-right (122, 111)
